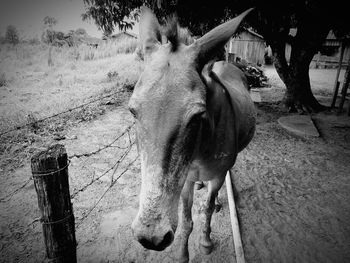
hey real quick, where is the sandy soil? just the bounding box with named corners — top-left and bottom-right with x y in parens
top-left (1, 66), bottom-right (350, 263)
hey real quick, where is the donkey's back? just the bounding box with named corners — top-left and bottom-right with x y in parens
top-left (188, 61), bottom-right (256, 182)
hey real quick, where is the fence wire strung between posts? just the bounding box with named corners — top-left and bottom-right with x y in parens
top-left (69, 121), bottom-right (138, 228)
top-left (0, 89), bottom-right (126, 137)
top-left (0, 87), bottom-right (134, 201)
top-left (0, 120), bottom-right (139, 233)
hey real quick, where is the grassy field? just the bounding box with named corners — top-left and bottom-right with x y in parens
top-left (0, 38), bottom-right (141, 133)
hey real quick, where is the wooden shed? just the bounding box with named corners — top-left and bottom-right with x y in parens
top-left (227, 28), bottom-right (266, 65)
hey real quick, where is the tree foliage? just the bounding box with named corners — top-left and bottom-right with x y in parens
top-left (42, 16), bottom-right (59, 45)
top-left (75, 28), bottom-right (87, 36)
top-left (43, 16), bottom-right (58, 28)
top-left (5, 25), bottom-right (20, 45)
top-left (82, 0), bottom-right (142, 34)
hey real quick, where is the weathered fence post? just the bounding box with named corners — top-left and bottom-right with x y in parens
top-left (331, 41), bottom-right (345, 108)
top-left (226, 170), bottom-right (245, 263)
top-left (31, 144), bottom-right (76, 263)
top-left (337, 58), bottom-right (350, 115)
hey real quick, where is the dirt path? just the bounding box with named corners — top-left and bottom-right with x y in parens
top-left (234, 106), bottom-right (350, 263)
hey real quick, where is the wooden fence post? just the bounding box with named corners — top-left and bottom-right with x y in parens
top-left (226, 171), bottom-right (245, 263)
top-left (31, 144), bottom-right (76, 263)
top-left (331, 41), bottom-right (345, 108)
top-left (337, 58), bottom-right (350, 115)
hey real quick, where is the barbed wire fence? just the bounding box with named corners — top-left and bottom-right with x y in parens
top-left (72, 123), bottom-right (138, 229)
top-left (0, 88), bottom-right (126, 137)
top-left (0, 89), bottom-right (141, 235)
top-left (1, 121), bottom-right (139, 235)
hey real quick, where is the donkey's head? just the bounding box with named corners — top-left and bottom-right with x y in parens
top-left (131, 6), bottom-right (253, 251)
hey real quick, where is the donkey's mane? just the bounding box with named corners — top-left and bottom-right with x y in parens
top-left (163, 16), bottom-right (194, 52)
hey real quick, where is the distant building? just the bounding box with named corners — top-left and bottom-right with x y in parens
top-left (103, 31), bottom-right (138, 41)
top-left (227, 28), bottom-right (266, 65)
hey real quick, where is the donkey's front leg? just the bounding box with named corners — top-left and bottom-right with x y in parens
top-left (199, 176), bottom-right (225, 255)
top-left (178, 179), bottom-right (195, 263)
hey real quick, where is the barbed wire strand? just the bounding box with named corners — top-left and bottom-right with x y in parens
top-left (70, 140), bottom-right (135, 199)
top-left (0, 89), bottom-right (127, 137)
top-left (110, 130), bottom-right (132, 184)
top-left (69, 122), bottom-right (135, 159)
top-left (0, 123), bottom-right (135, 202)
top-left (0, 179), bottom-right (32, 202)
top-left (76, 155), bottom-right (139, 228)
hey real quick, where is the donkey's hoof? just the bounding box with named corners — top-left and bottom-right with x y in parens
top-left (199, 238), bottom-right (214, 255)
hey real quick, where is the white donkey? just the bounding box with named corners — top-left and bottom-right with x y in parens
top-left (130, 6), bottom-right (256, 262)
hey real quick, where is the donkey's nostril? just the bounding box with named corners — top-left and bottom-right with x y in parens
top-left (162, 231), bottom-right (174, 247)
top-left (138, 231), bottom-right (174, 251)
top-left (139, 237), bottom-right (154, 250)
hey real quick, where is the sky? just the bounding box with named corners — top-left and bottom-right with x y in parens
top-left (0, 0), bottom-right (138, 39)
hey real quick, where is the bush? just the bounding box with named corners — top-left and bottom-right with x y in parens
top-left (27, 37), bottom-right (41, 45)
top-left (42, 29), bottom-right (66, 46)
top-left (75, 28), bottom-right (87, 36)
top-left (5, 25), bottom-right (20, 45)
top-left (107, 70), bottom-right (118, 81)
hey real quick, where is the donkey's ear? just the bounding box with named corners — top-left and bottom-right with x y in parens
top-left (139, 6), bottom-right (162, 57)
top-left (191, 8), bottom-right (254, 69)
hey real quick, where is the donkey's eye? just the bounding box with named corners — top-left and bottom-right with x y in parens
top-left (187, 111), bottom-right (205, 128)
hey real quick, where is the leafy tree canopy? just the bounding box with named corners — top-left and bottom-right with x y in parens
top-left (43, 16), bottom-right (58, 28)
top-left (82, 0), bottom-right (144, 35)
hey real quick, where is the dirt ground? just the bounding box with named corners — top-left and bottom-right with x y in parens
top-left (1, 67), bottom-right (350, 263)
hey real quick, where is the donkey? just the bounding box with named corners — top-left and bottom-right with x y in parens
top-left (130, 6), bottom-right (256, 262)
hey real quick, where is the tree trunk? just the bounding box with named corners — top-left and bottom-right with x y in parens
top-left (271, 26), bottom-right (330, 113)
top-left (272, 43), bottom-right (326, 112)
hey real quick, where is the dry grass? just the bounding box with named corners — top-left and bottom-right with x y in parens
top-left (0, 38), bottom-right (141, 172)
top-left (0, 39), bottom-right (142, 133)
top-left (82, 38), bottom-right (139, 60)
top-left (53, 37), bottom-right (139, 62)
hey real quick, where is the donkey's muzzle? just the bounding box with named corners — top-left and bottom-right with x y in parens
top-left (137, 230), bottom-right (174, 251)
